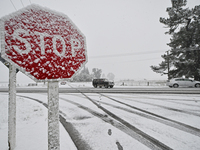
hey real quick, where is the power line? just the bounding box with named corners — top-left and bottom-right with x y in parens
top-left (10, 0), bottom-right (17, 10)
top-left (89, 57), bottom-right (161, 65)
top-left (20, 0), bottom-right (24, 7)
top-left (90, 47), bottom-right (200, 59)
top-left (90, 50), bottom-right (165, 59)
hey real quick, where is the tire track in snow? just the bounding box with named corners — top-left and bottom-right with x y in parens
top-left (65, 84), bottom-right (200, 136)
top-left (16, 95), bottom-right (92, 150)
top-left (111, 94), bottom-right (200, 108)
top-left (62, 90), bottom-right (173, 150)
top-left (62, 92), bottom-right (200, 136)
top-left (123, 97), bottom-right (200, 117)
top-left (66, 84), bottom-right (175, 149)
top-left (99, 94), bottom-right (200, 137)
top-left (59, 96), bottom-right (173, 150)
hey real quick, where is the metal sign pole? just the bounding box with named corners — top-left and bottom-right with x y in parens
top-left (8, 63), bottom-right (16, 150)
top-left (48, 81), bottom-right (60, 150)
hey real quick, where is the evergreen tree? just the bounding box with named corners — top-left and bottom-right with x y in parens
top-left (151, 0), bottom-right (200, 80)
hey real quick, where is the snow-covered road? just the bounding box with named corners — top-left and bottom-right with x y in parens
top-left (1, 90), bottom-right (200, 150)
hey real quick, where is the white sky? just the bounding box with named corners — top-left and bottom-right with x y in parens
top-left (0, 0), bottom-right (199, 82)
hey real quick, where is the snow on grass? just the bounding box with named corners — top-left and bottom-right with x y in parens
top-left (0, 93), bottom-right (76, 150)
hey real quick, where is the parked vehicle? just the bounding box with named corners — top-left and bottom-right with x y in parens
top-left (92, 78), bottom-right (114, 88)
top-left (167, 78), bottom-right (200, 88)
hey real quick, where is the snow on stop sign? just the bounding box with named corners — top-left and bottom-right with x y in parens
top-left (0, 4), bottom-right (87, 81)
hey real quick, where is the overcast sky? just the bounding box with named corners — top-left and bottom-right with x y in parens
top-left (0, 0), bottom-right (199, 83)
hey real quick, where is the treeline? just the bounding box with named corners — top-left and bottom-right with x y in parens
top-left (71, 67), bottom-right (115, 82)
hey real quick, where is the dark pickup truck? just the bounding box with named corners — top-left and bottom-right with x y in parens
top-left (92, 78), bottom-right (114, 88)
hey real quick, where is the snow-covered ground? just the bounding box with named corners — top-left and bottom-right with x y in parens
top-left (0, 84), bottom-right (200, 150)
top-left (0, 93), bottom-right (77, 150)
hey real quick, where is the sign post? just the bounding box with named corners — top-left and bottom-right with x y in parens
top-left (8, 64), bottom-right (16, 150)
top-left (48, 81), bottom-right (60, 150)
top-left (0, 4), bottom-right (87, 150)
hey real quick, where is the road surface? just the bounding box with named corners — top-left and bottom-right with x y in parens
top-left (0, 86), bottom-right (200, 94)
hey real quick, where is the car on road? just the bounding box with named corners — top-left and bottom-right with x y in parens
top-left (92, 78), bottom-right (114, 88)
top-left (167, 78), bottom-right (200, 88)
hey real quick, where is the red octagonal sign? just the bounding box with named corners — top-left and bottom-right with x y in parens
top-left (0, 4), bottom-right (87, 81)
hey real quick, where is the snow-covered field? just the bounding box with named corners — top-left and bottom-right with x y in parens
top-left (0, 84), bottom-right (200, 150)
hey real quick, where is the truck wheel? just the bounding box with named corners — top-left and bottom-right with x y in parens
top-left (94, 85), bottom-right (97, 88)
top-left (110, 85), bottom-right (113, 88)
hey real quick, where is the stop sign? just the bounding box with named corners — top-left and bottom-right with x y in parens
top-left (0, 4), bottom-right (87, 81)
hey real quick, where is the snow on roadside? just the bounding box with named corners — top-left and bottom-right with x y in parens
top-left (0, 93), bottom-right (77, 150)
top-left (0, 92), bottom-right (150, 150)
top-left (1, 91), bottom-right (200, 150)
